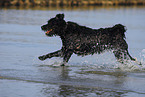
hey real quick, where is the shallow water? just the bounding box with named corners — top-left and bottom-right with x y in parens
top-left (0, 6), bottom-right (145, 97)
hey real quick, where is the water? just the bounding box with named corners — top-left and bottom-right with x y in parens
top-left (0, 6), bottom-right (145, 97)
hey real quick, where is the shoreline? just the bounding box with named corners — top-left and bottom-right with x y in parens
top-left (0, 0), bottom-right (145, 7)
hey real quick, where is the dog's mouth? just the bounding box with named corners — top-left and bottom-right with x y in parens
top-left (45, 29), bottom-right (53, 34)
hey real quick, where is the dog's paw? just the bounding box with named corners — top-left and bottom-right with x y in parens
top-left (60, 64), bottom-right (65, 66)
top-left (134, 58), bottom-right (142, 66)
top-left (60, 62), bottom-right (67, 66)
top-left (38, 55), bottom-right (46, 61)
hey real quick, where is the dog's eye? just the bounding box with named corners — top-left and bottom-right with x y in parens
top-left (48, 20), bottom-right (57, 25)
top-left (52, 22), bottom-right (57, 25)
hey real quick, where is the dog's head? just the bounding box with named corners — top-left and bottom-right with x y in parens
top-left (41, 14), bottom-right (67, 37)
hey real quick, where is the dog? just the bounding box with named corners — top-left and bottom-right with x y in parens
top-left (38, 13), bottom-right (136, 66)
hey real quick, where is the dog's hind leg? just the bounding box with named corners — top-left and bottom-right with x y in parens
top-left (123, 50), bottom-right (142, 65)
top-left (126, 50), bottom-right (142, 65)
top-left (38, 50), bottom-right (62, 61)
top-left (126, 50), bottom-right (136, 61)
top-left (113, 49), bottom-right (124, 63)
top-left (113, 49), bottom-right (137, 64)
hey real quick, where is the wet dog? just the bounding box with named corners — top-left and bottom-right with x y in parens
top-left (38, 14), bottom-right (136, 66)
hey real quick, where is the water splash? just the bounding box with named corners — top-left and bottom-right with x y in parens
top-left (109, 49), bottom-right (145, 72)
top-left (34, 49), bottom-right (145, 72)
top-left (140, 49), bottom-right (145, 65)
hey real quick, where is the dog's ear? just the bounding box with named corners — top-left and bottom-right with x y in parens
top-left (55, 14), bottom-right (64, 20)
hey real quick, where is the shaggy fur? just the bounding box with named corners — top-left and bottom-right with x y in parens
top-left (38, 14), bottom-right (135, 66)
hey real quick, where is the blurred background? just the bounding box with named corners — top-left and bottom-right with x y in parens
top-left (0, 0), bottom-right (145, 7)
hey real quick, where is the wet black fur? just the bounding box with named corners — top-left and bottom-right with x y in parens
top-left (39, 14), bottom-right (135, 66)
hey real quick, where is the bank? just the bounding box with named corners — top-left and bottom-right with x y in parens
top-left (0, 0), bottom-right (145, 7)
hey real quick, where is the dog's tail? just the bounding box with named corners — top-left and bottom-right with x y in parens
top-left (111, 24), bottom-right (126, 38)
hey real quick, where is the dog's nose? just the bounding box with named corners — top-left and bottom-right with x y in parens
top-left (41, 25), bottom-right (47, 30)
top-left (41, 26), bottom-right (44, 30)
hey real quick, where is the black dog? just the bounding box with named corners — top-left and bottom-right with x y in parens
top-left (39, 14), bottom-right (136, 66)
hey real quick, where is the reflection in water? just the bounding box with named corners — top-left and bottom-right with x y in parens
top-left (39, 66), bottom-right (128, 96)
top-left (58, 85), bottom-right (127, 97)
top-left (59, 67), bottom-right (70, 81)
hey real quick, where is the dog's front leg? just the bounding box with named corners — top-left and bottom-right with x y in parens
top-left (38, 50), bottom-right (62, 61)
top-left (61, 50), bottom-right (73, 66)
